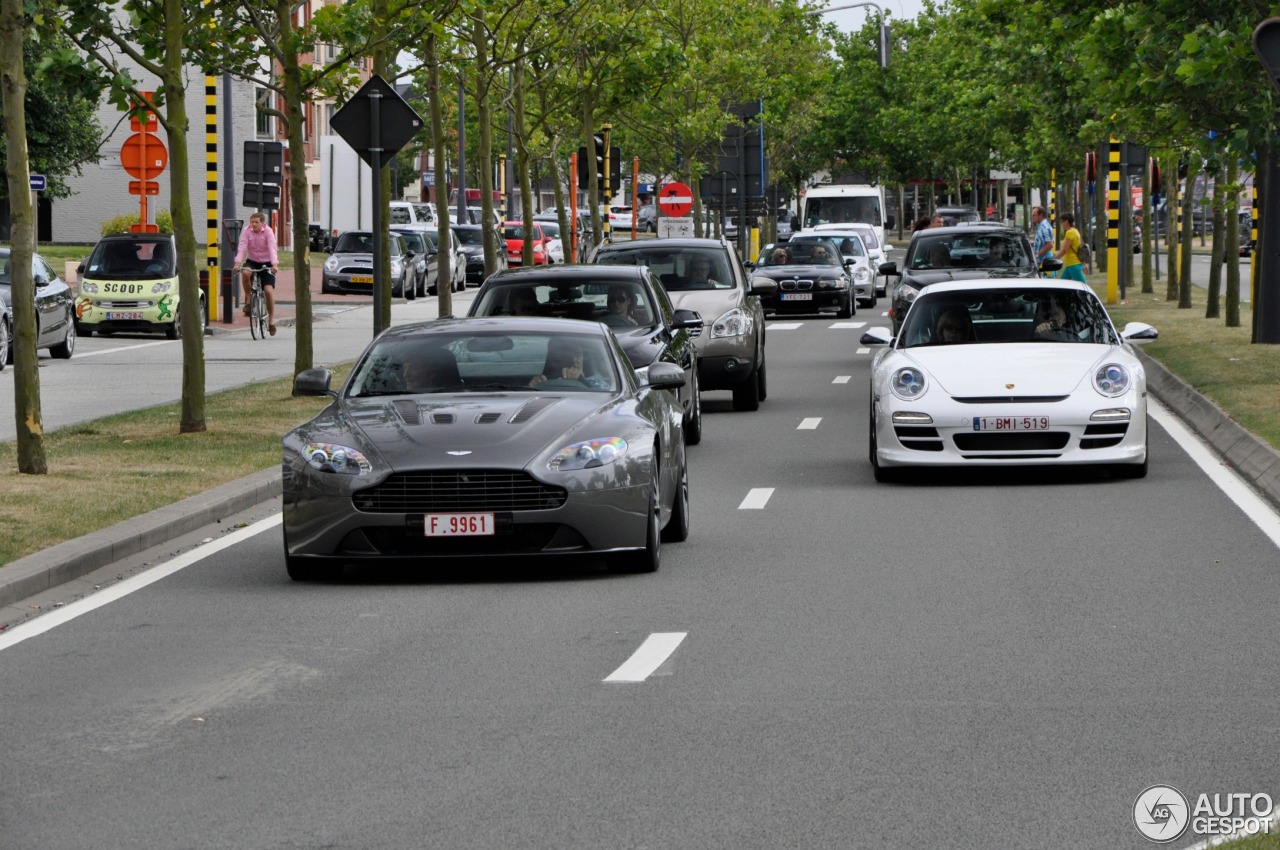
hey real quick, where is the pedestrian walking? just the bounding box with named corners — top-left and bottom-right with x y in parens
top-left (1031, 206), bottom-right (1054, 270)
top-left (1054, 213), bottom-right (1087, 282)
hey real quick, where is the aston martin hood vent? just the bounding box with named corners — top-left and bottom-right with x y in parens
top-left (509, 396), bottom-right (562, 423)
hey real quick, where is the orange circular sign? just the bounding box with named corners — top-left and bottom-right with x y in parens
top-left (120, 133), bottom-right (168, 180)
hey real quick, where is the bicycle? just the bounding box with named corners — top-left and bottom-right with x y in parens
top-left (235, 266), bottom-right (270, 340)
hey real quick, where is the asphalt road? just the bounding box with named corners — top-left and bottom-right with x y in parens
top-left (2, 287), bottom-right (1279, 848)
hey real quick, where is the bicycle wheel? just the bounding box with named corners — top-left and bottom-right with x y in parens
top-left (250, 289), bottom-right (266, 339)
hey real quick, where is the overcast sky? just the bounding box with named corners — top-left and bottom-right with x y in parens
top-left (821, 0), bottom-right (927, 33)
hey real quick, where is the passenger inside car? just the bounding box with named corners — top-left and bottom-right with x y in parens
top-left (934, 306), bottom-right (975, 344)
top-left (507, 286), bottom-right (541, 316)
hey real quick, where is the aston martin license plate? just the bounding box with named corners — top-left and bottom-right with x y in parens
top-left (781, 293), bottom-right (812, 301)
top-left (424, 512), bottom-right (495, 537)
top-left (348, 274), bottom-right (373, 284)
top-left (973, 416), bottom-right (1050, 431)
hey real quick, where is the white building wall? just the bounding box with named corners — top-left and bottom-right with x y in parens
top-left (50, 69), bottom-right (258, 246)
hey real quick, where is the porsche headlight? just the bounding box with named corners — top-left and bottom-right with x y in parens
top-left (548, 437), bottom-right (629, 471)
top-left (1094, 363), bottom-right (1131, 397)
top-left (323, 256), bottom-right (339, 272)
top-left (303, 442), bottom-right (372, 475)
top-left (890, 367), bottom-right (927, 400)
top-left (899, 282), bottom-right (921, 303)
top-left (711, 308), bottom-right (750, 339)
top-left (80, 281), bottom-right (99, 294)
top-left (151, 282), bottom-right (173, 294)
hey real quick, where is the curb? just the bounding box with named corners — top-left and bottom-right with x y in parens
top-left (1136, 348), bottom-right (1280, 509)
top-left (0, 467), bottom-right (282, 610)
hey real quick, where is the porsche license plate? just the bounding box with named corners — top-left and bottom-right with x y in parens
top-left (781, 293), bottom-right (813, 301)
top-left (106, 311), bottom-right (144, 320)
top-left (348, 274), bottom-right (373, 284)
top-left (424, 512), bottom-right (495, 537)
top-left (973, 416), bottom-right (1050, 431)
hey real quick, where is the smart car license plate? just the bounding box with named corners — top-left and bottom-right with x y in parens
top-left (106, 311), bottom-right (144, 320)
top-left (781, 293), bottom-right (813, 301)
top-left (424, 512), bottom-right (495, 537)
top-left (973, 416), bottom-right (1050, 431)
top-left (349, 274), bottom-right (373, 284)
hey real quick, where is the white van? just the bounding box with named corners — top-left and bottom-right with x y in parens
top-left (801, 184), bottom-right (893, 249)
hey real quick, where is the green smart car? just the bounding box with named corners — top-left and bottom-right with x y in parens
top-left (75, 233), bottom-right (205, 339)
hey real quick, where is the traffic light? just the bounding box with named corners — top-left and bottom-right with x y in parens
top-left (1253, 18), bottom-right (1280, 94)
top-left (576, 135), bottom-right (621, 189)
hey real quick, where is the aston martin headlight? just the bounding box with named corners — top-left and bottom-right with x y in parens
top-left (899, 282), bottom-right (921, 304)
top-left (323, 256), bottom-right (339, 272)
top-left (1094, 363), bottom-right (1131, 397)
top-left (548, 437), bottom-right (629, 471)
top-left (890, 367), bottom-right (927, 400)
top-left (80, 281), bottom-right (99, 294)
top-left (711, 308), bottom-right (750, 339)
top-left (151, 282), bottom-right (173, 294)
top-left (303, 442), bottom-right (372, 475)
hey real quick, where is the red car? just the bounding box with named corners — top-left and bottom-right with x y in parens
top-left (503, 221), bottom-right (551, 266)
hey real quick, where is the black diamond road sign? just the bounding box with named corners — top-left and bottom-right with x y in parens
top-left (330, 75), bottom-right (424, 168)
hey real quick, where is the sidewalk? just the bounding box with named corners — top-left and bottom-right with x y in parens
top-left (204, 265), bottom-right (372, 333)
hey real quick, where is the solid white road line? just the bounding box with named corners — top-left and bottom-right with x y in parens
top-left (604, 632), bottom-right (687, 683)
top-left (829, 321), bottom-right (867, 329)
top-left (798, 418), bottom-right (821, 430)
top-left (833, 375), bottom-right (852, 384)
top-left (0, 514), bottom-right (284, 652)
top-left (738, 488), bottom-right (774, 510)
top-left (76, 341), bottom-right (172, 358)
top-left (1150, 399), bottom-right (1280, 549)
top-left (766, 322), bottom-right (804, 330)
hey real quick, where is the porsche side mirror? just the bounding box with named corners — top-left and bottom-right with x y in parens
top-left (860, 326), bottom-right (892, 346)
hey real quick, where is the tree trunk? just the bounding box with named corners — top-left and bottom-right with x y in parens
top-left (1205, 173), bottom-right (1224, 319)
top-left (512, 55), bottom-right (534, 264)
top-left (1, 0), bottom-right (47, 472)
top-left (279, 0), bottom-right (312, 380)
top-left (426, 32), bottom-right (452, 316)
top-left (1141, 154), bottom-right (1153, 293)
top-left (1165, 157), bottom-right (1179, 301)
top-left (471, 19), bottom-right (499, 276)
top-left (1225, 157), bottom-right (1241, 328)
top-left (164, 0), bottom-right (206, 433)
top-left (1178, 157), bottom-right (1197, 308)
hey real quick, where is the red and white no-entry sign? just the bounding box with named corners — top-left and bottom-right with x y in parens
top-left (658, 182), bottom-right (693, 217)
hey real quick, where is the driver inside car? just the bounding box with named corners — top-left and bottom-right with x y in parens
top-left (529, 340), bottom-right (608, 389)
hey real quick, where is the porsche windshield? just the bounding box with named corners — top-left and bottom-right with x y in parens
top-left (900, 288), bottom-right (1117, 348)
top-left (348, 331), bottom-right (620, 396)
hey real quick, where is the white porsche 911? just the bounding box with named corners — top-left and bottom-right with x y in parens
top-left (860, 279), bottom-right (1157, 481)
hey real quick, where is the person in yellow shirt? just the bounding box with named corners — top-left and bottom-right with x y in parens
top-left (1054, 213), bottom-right (1087, 282)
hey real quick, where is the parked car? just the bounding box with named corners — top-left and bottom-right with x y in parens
top-left (587, 236), bottom-right (769, 412)
top-left (452, 223), bottom-right (507, 285)
top-left (879, 224), bottom-right (1062, 335)
top-left (503, 221), bottom-right (551, 267)
top-left (468, 264), bottom-right (705, 444)
top-left (860, 279), bottom-right (1157, 481)
top-left (752, 240), bottom-right (855, 318)
top-left (637, 204), bottom-right (657, 233)
top-left (321, 230), bottom-right (410, 297)
top-left (0, 289), bottom-right (9, 370)
top-left (422, 227), bottom-right (468, 294)
top-left (73, 233), bottom-right (199, 341)
top-left (608, 206), bottom-right (633, 232)
top-left (775, 207), bottom-right (795, 242)
top-left (282, 317), bottom-right (691, 578)
top-left (2, 248), bottom-right (76, 358)
top-left (308, 222), bottom-right (327, 253)
top-left (789, 230), bottom-right (876, 307)
top-left (535, 220), bottom-right (566, 264)
top-left (388, 200), bottom-right (436, 228)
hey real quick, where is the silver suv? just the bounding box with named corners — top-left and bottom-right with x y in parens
top-left (587, 237), bottom-right (769, 411)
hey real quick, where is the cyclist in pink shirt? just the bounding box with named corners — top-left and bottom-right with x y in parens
top-left (234, 212), bottom-right (280, 335)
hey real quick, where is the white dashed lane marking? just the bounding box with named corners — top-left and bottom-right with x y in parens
top-left (857, 348), bottom-right (870, 355)
top-left (604, 633), bottom-right (687, 683)
top-left (833, 376), bottom-right (852, 384)
top-left (738, 488), bottom-right (775, 510)
top-left (798, 418), bottom-right (821, 430)
top-left (767, 322), bottom-right (804, 330)
top-left (829, 321), bottom-right (867, 329)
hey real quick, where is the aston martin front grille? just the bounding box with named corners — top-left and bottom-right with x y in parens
top-left (353, 471), bottom-right (567, 513)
